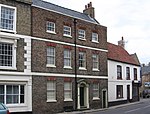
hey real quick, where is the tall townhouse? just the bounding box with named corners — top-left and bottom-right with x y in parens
top-left (108, 38), bottom-right (141, 106)
top-left (0, 0), bottom-right (32, 113)
top-left (31, 0), bottom-right (108, 113)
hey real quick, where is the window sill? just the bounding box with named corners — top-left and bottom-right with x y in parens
top-left (6, 103), bottom-right (27, 108)
top-left (116, 97), bottom-right (123, 99)
top-left (92, 41), bottom-right (99, 43)
top-left (93, 97), bottom-right (100, 100)
top-left (0, 66), bottom-right (17, 70)
top-left (64, 99), bottom-right (73, 102)
top-left (64, 66), bottom-right (72, 69)
top-left (92, 69), bottom-right (99, 71)
top-left (78, 38), bottom-right (86, 41)
top-left (79, 67), bottom-right (87, 70)
top-left (63, 34), bottom-right (72, 38)
top-left (0, 29), bottom-right (16, 34)
top-left (46, 30), bottom-right (56, 35)
top-left (46, 64), bottom-right (56, 68)
top-left (47, 100), bottom-right (57, 102)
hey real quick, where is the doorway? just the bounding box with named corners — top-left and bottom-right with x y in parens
top-left (127, 85), bottom-right (130, 102)
top-left (102, 89), bottom-right (107, 108)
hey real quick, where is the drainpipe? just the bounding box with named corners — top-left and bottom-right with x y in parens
top-left (74, 18), bottom-right (77, 110)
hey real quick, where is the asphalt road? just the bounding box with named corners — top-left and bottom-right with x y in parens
top-left (92, 98), bottom-right (150, 114)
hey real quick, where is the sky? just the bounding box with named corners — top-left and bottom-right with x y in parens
top-left (44, 0), bottom-right (150, 64)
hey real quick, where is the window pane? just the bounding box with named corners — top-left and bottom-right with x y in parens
top-left (47, 47), bottom-right (55, 65)
top-left (47, 21), bottom-right (55, 32)
top-left (64, 82), bottom-right (72, 99)
top-left (47, 81), bottom-right (56, 100)
top-left (0, 85), bottom-right (4, 94)
top-left (0, 43), bottom-right (13, 67)
top-left (1, 6), bottom-right (14, 30)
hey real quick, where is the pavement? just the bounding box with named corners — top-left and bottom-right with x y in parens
top-left (58, 98), bottom-right (149, 114)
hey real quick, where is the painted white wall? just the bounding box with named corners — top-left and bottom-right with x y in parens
top-left (108, 60), bottom-right (140, 102)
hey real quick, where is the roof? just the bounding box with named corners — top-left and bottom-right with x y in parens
top-left (32, 0), bottom-right (99, 24)
top-left (108, 42), bottom-right (140, 66)
top-left (141, 65), bottom-right (150, 75)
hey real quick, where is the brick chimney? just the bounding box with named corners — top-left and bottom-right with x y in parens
top-left (118, 36), bottom-right (125, 48)
top-left (83, 2), bottom-right (95, 18)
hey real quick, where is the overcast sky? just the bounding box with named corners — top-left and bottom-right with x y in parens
top-left (44, 0), bottom-right (150, 64)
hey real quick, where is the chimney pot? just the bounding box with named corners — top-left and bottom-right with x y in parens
top-left (88, 3), bottom-right (90, 8)
top-left (85, 5), bottom-right (87, 9)
top-left (90, 2), bottom-right (92, 7)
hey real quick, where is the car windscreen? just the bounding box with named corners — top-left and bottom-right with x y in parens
top-left (0, 104), bottom-right (5, 110)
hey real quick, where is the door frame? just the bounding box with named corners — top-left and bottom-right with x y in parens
top-left (77, 81), bottom-right (89, 109)
top-left (102, 89), bottom-right (108, 108)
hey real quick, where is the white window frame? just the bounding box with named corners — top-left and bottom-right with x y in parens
top-left (92, 54), bottom-right (99, 71)
top-left (79, 52), bottom-right (86, 70)
top-left (0, 36), bottom-right (17, 70)
top-left (47, 80), bottom-right (56, 102)
top-left (64, 82), bottom-right (72, 101)
top-left (46, 21), bottom-right (56, 34)
top-left (92, 32), bottom-right (98, 43)
top-left (0, 4), bottom-right (17, 33)
top-left (46, 47), bottom-right (56, 67)
top-left (63, 25), bottom-right (72, 38)
top-left (0, 84), bottom-right (26, 105)
top-left (78, 29), bottom-right (85, 40)
top-left (64, 49), bottom-right (72, 69)
top-left (93, 83), bottom-right (99, 100)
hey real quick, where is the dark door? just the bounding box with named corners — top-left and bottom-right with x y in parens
top-left (127, 85), bottom-right (130, 102)
top-left (103, 90), bottom-right (106, 108)
top-left (80, 86), bottom-right (84, 107)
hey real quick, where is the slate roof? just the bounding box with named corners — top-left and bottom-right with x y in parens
top-left (32, 0), bottom-right (99, 24)
top-left (108, 42), bottom-right (140, 66)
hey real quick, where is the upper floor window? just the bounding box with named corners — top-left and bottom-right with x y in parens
top-left (92, 32), bottom-right (98, 42)
top-left (64, 49), bottom-right (71, 68)
top-left (47, 47), bottom-right (55, 67)
top-left (134, 68), bottom-right (137, 80)
top-left (64, 81), bottom-right (72, 101)
top-left (63, 26), bottom-right (71, 37)
top-left (0, 84), bottom-right (25, 104)
top-left (117, 65), bottom-right (122, 79)
top-left (79, 52), bottom-right (86, 69)
top-left (126, 67), bottom-right (130, 80)
top-left (92, 54), bottom-right (99, 70)
top-left (47, 80), bottom-right (56, 101)
top-left (93, 83), bottom-right (99, 99)
top-left (46, 21), bottom-right (55, 34)
top-left (116, 85), bottom-right (123, 99)
top-left (0, 38), bottom-right (17, 70)
top-left (0, 4), bottom-right (16, 33)
top-left (78, 29), bottom-right (85, 40)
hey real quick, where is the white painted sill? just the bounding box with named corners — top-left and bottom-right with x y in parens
top-left (46, 64), bottom-right (56, 68)
top-left (79, 67), bottom-right (87, 70)
top-left (92, 97), bottom-right (100, 100)
top-left (78, 38), bottom-right (86, 41)
top-left (46, 30), bottom-right (56, 35)
top-left (63, 66), bottom-right (72, 69)
top-left (63, 34), bottom-right (72, 38)
top-left (47, 100), bottom-right (57, 103)
top-left (92, 69), bottom-right (99, 71)
top-left (0, 66), bottom-right (17, 70)
top-left (64, 99), bottom-right (73, 102)
top-left (92, 40), bottom-right (99, 43)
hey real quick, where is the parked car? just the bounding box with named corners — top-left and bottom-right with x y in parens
top-left (142, 89), bottom-right (150, 98)
top-left (0, 103), bottom-right (10, 114)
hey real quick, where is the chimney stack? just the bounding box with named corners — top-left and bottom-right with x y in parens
top-left (83, 2), bottom-right (95, 18)
top-left (118, 36), bottom-right (125, 49)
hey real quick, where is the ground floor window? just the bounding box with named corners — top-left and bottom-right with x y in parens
top-left (0, 84), bottom-right (25, 104)
top-left (93, 83), bottom-right (99, 99)
top-left (64, 82), bottom-right (72, 101)
top-left (47, 80), bottom-right (56, 101)
top-left (116, 85), bottom-right (123, 98)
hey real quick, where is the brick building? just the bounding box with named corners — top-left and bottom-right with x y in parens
top-left (31, 0), bottom-right (108, 113)
top-left (0, 0), bottom-right (32, 113)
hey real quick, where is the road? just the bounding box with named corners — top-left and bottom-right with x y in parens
top-left (92, 98), bottom-right (150, 114)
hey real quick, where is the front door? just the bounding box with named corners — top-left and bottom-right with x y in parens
top-left (127, 85), bottom-right (130, 102)
top-left (80, 86), bottom-right (84, 107)
top-left (102, 89), bottom-right (107, 108)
